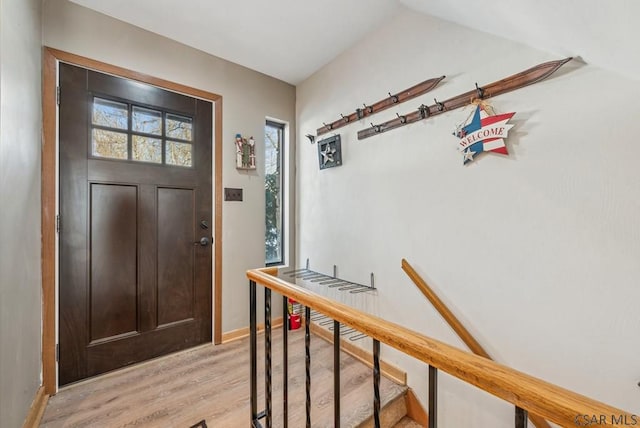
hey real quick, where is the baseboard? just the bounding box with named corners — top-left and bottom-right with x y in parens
top-left (309, 322), bottom-right (407, 386)
top-left (405, 388), bottom-right (428, 427)
top-left (221, 316), bottom-right (284, 343)
top-left (22, 386), bottom-right (48, 428)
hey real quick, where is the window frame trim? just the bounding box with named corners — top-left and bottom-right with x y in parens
top-left (265, 119), bottom-right (286, 267)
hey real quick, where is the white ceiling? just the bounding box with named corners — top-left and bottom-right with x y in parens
top-left (70, 0), bottom-right (640, 84)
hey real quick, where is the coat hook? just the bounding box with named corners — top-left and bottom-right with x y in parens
top-left (418, 104), bottom-right (430, 119)
top-left (340, 113), bottom-right (349, 123)
top-left (371, 122), bottom-right (381, 133)
top-left (305, 134), bottom-right (315, 144)
top-left (363, 103), bottom-right (373, 114)
top-left (475, 82), bottom-right (485, 99)
top-left (323, 122), bottom-right (333, 130)
top-left (434, 98), bottom-right (445, 111)
top-left (388, 92), bottom-right (399, 103)
top-left (356, 107), bottom-right (364, 120)
top-left (396, 113), bottom-right (407, 124)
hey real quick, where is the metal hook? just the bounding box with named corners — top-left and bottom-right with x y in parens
top-left (396, 113), bottom-right (407, 124)
top-left (340, 113), bottom-right (349, 123)
top-left (389, 92), bottom-right (399, 103)
top-left (356, 108), bottom-right (364, 120)
top-left (363, 103), bottom-right (373, 114)
top-left (434, 98), bottom-right (445, 111)
top-left (475, 83), bottom-right (485, 99)
top-left (371, 122), bottom-right (381, 133)
top-left (418, 104), bottom-right (429, 119)
top-left (323, 122), bottom-right (333, 130)
top-left (305, 134), bottom-right (315, 144)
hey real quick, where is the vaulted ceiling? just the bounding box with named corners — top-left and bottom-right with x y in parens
top-left (70, 0), bottom-right (639, 84)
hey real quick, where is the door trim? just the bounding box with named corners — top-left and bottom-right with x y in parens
top-left (42, 47), bottom-right (223, 394)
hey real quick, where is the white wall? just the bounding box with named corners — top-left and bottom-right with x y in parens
top-left (0, 0), bottom-right (43, 425)
top-left (296, 8), bottom-right (640, 425)
top-left (42, 0), bottom-right (296, 334)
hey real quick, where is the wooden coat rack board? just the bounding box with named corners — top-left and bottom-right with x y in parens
top-left (316, 75), bottom-right (446, 136)
top-left (357, 57), bottom-right (572, 140)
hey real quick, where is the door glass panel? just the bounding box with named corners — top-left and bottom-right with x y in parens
top-left (92, 129), bottom-right (128, 159)
top-left (166, 141), bottom-right (192, 166)
top-left (132, 135), bottom-right (162, 163)
top-left (166, 114), bottom-right (193, 141)
top-left (132, 106), bottom-right (162, 135)
top-left (92, 98), bottom-right (128, 129)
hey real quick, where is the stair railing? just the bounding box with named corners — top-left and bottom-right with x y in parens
top-left (402, 258), bottom-right (551, 428)
top-left (248, 266), bottom-right (632, 428)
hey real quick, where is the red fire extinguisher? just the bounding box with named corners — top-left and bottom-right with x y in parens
top-left (288, 297), bottom-right (301, 330)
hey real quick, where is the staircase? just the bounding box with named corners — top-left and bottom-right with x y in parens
top-left (357, 391), bottom-right (423, 428)
top-left (256, 326), bottom-right (423, 427)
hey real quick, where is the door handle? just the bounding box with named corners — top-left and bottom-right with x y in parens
top-left (194, 236), bottom-right (209, 247)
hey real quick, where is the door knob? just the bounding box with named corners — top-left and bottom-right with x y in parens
top-left (195, 236), bottom-right (209, 246)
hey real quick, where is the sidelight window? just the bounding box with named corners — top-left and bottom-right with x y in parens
top-left (265, 120), bottom-right (285, 266)
top-left (90, 97), bottom-right (193, 167)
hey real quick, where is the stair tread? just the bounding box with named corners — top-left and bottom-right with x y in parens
top-left (393, 416), bottom-right (423, 427)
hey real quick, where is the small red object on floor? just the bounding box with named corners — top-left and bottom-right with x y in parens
top-left (289, 313), bottom-right (301, 330)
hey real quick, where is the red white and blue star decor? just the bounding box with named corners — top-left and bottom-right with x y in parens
top-left (453, 104), bottom-right (515, 165)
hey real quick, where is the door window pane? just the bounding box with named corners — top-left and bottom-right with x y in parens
top-left (166, 114), bottom-right (193, 141)
top-left (166, 141), bottom-right (192, 166)
top-left (92, 129), bottom-right (128, 159)
top-left (132, 135), bottom-right (162, 163)
top-left (92, 98), bottom-right (128, 129)
top-left (132, 106), bottom-right (162, 135)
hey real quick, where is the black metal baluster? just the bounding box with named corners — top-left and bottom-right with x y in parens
top-left (429, 365), bottom-right (438, 428)
top-left (249, 280), bottom-right (260, 428)
top-left (515, 406), bottom-right (528, 428)
top-left (282, 296), bottom-right (288, 428)
top-left (264, 288), bottom-right (272, 428)
top-left (373, 339), bottom-right (381, 428)
top-left (334, 320), bottom-right (341, 427)
top-left (305, 306), bottom-right (311, 428)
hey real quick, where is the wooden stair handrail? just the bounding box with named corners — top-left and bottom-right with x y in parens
top-left (402, 259), bottom-right (551, 428)
top-left (402, 259), bottom-right (491, 359)
top-left (247, 267), bottom-right (633, 427)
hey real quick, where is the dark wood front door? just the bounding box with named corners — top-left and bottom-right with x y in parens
top-left (58, 63), bottom-right (212, 386)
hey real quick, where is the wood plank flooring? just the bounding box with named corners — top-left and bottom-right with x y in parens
top-left (41, 328), bottom-right (406, 427)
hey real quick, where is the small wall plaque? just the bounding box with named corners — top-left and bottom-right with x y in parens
top-left (235, 134), bottom-right (256, 170)
top-left (317, 135), bottom-right (342, 170)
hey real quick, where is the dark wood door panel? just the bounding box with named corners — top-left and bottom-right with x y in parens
top-left (157, 187), bottom-right (195, 326)
top-left (59, 63), bottom-right (213, 385)
top-left (86, 320), bottom-right (198, 377)
top-left (88, 70), bottom-right (196, 115)
top-left (89, 183), bottom-right (138, 342)
top-left (88, 159), bottom-right (198, 187)
top-left (59, 63), bottom-right (90, 385)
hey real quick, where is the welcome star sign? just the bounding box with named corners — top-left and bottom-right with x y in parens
top-left (454, 104), bottom-right (515, 165)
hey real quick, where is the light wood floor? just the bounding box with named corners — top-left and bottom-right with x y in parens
top-left (41, 328), bottom-right (406, 427)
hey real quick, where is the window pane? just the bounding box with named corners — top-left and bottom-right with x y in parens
top-left (132, 106), bottom-right (162, 135)
top-left (132, 135), bottom-right (162, 163)
top-left (265, 122), bottom-right (283, 265)
top-left (166, 141), bottom-right (192, 166)
top-left (92, 129), bottom-right (128, 159)
top-left (92, 98), bottom-right (128, 129)
top-left (166, 114), bottom-right (193, 141)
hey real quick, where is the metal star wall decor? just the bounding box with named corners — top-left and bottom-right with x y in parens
top-left (453, 104), bottom-right (515, 165)
top-left (317, 135), bottom-right (342, 170)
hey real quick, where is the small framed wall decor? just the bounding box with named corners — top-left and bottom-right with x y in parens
top-left (235, 133), bottom-right (256, 170)
top-left (317, 135), bottom-right (342, 170)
